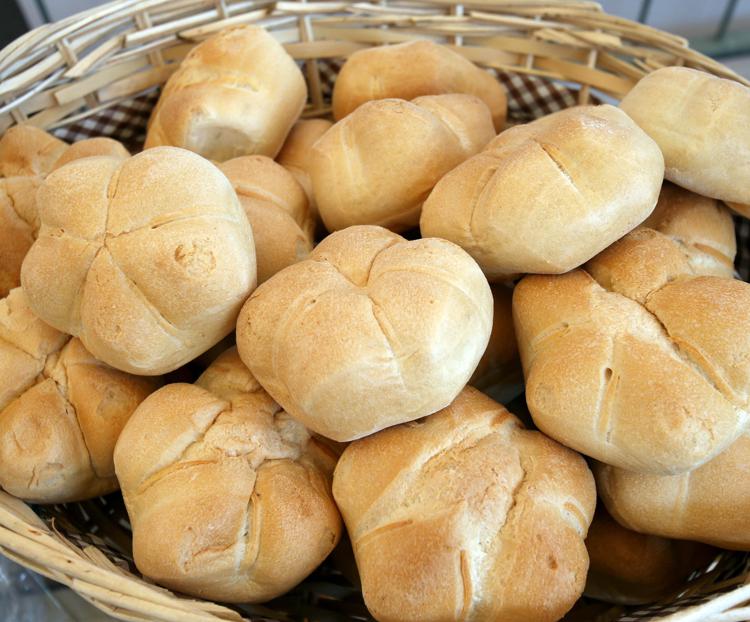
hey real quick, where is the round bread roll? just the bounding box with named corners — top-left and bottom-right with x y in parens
top-left (0, 176), bottom-right (41, 297)
top-left (52, 136), bottom-right (129, 171)
top-left (584, 506), bottom-right (714, 605)
top-left (420, 105), bottom-right (664, 280)
top-left (0, 125), bottom-right (67, 177)
top-left (114, 347), bottom-right (341, 603)
top-left (333, 387), bottom-right (596, 622)
top-left (596, 434), bottom-right (750, 550)
top-left (21, 147), bottom-right (256, 375)
top-left (219, 155), bottom-right (313, 284)
top-left (514, 228), bottom-right (750, 474)
top-left (620, 67), bottom-right (750, 211)
top-left (276, 119), bottom-right (333, 217)
top-left (643, 182), bottom-right (736, 278)
top-left (470, 284), bottom-right (518, 388)
top-left (311, 94), bottom-right (495, 232)
top-left (0, 288), bottom-right (158, 503)
top-left (332, 40), bottom-right (507, 130)
top-left (145, 25), bottom-right (306, 160)
top-left (236, 225), bottom-right (493, 441)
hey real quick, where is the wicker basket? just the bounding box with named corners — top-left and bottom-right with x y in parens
top-left (0, 1), bottom-right (749, 621)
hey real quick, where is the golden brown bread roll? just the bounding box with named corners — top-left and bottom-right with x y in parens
top-left (114, 347), bottom-right (341, 603)
top-left (311, 94), bottom-right (494, 232)
top-left (643, 182), bottom-right (736, 278)
top-left (51, 136), bottom-right (129, 171)
top-left (596, 434), bottom-right (750, 550)
top-left (0, 288), bottom-right (157, 503)
top-left (332, 40), bottom-right (507, 130)
top-left (276, 118), bottom-right (332, 217)
top-left (0, 125), bottom-right (67, 177)
top-left (236, 225), bottom-right (493, 441)
top-left (0, 176), bottom-right (41, 298)
top-left (470, 284), bottom-right (518, 388)
top-left (21, 147), bottom-right (256, 375)
top-left (584, 506), bottom-right (714, 605)
top-left (620, 67), bottom-right (750, 212)
top-left (514, 228), bottom-right (750, 475)
top-left (333, 387), bottom-right (596, 622)
top-left (420, 105), bottom-right (664, 280)
top-left (219, 155), bottom-right (313, 283)
top-left (145, 25), bottom-right (306, 160)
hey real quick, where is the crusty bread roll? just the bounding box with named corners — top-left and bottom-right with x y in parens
top-left (421, 105), bottom-right (664, 280)
top-left (0, 125), bottom-right (67, 177)
top-left (219, 155), bottom-right (313, 283)
top-left (311, 94), bottom-right (495, 232)
top-left (0, 288), bottom-right (157, 503)
top-left (114, 347), bottom-right (341, 603)
top-left (620, 67), bottom-right (750, 211)
top-left (643, 182), bottom-right (736, 278)
top-left (585, 506), bottom-right (714, 605)
top-left (514, 228), bottom-right (750, 474)
top-left (21, 147), bottom-right (256, 375)
top-left (470, 284), bottom-right (518, 387)
top-left (596, 434), bottom-right (750, 550)
top-left (276, 119), bottom-right (332, 216)
top-left (237, 225), bottom-right (493, 441)
top-left (52, 136), bottom-right (129, 171)
top-left (0, 176), bottom-right (41, 297)
top-left (333, 387), bottom-right (596, 622)
top-left (332, 40), bottom-right (507, 130)
top-left (145, 26), bottom-right (306, 160)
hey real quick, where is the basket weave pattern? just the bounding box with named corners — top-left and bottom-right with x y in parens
top-left (0, 1), bottom-right (749, 621)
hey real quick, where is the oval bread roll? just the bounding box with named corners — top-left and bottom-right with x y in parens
top-left (333, 387), bottom-right (596, 622)
top-left (220, 155), bottom-right (314, 283)
top-left (584, 506), bottom-right (714, 605)
top-left (332, 40), bottom-right (507, 130)
top-left (311, 94), bottom-right (495, 232)
top-left (420, 105), bottom-right (664, 280)
top-left (620, 67), bottom-right (750, 210)
top-left (21, 147), bottom-right (257, 375)
top-left (596, 434), bottom-right (750, 550)
top-left (114, 347), bottom-right (341, 603)
top-left (0, 288), bottom-right (158, 503)
top-left (514, 228), bottom-right (750, 474)
top-left (643, 182), bottom-right (736, 278)
top-left (145, 25), bottom-right (306, 160)
top-left (237, 225), bottom-right (493, 441)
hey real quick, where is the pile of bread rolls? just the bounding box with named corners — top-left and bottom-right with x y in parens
top-left (1, 22), bottom-right (749, 622)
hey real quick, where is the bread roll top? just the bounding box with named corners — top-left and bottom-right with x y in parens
top-left (333, 387), bottom-right (595, 622)
top-left (52, 137), bottom-right (129, 171)
top-left (332, 40), bottom-right (507, 130)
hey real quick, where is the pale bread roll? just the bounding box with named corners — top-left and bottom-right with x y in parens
top-left (596, 434), bottom-right (750, 550)
top-left (52, 136), bottom-right (129, 171)
top-left (311, 94), bottom-right (495, 232)
top-left (236, 225), bottom-right (493, 441)
top-left (21, 147), bottom-right (256, 375)
top-left (643, 182), bottom-right (736, 278)
top-left (219, 155), bottom-right (314, 283)
top-left (620, 67), bottom-right (750, 210)
top-left (0, 288), bottom-right (157, 503)
top-left (514, 228), bottom-right (750, 474)
top-left (333, 387), bottom-right (596, 622)
top-left (421, 105), bottom-right (664, 280)
top-left (114, 347), bottom-right (341, 602)
top-left (276, 119), bottom-right (332, 217)
top-left (0, 125), bottom-right (67, 177)
top-left (332, 40), bottom-right (507, 130)
top-left (145, 26), bottom-right (306, 160)
top-left (584, 506), bottom-right (714, 605)
top-left (470, 284), bottom-right (518, 387)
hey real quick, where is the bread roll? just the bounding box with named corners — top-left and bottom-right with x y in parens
top-left (620, 67), bottom-right (750, 210)
top-left (0, 288), bottom-right (157, 503)
top-left (219, 155), bottom-right (313, 283)
top-left (596, 434), bottom-right (750, 550)
top-left (145, 26), bottom-right (306, 160)
top-left (114, 347), bottom-right (341, 603)
top-left (311, 95), bottom-right (494, 232)
top-left (236, 225), bottom-right (493, 441)
top-left (0, 176), bottom-right (41, 297)
top-left (643, 182), bottom-right (736, 278)
top-left (584, 506), bottom-right (714, 605)
top-left (0, 125), bottom-right (67, 177)
top-left (421, 105), bottom-right (664, 280)
top-left (332, 40), bottom-right (507, 130)
top-left (276, 119), bottom-right (332, 216)
top-left (333, 387), bottom-right (596, 622)
top-left (514, 228), bottom-right (750, 474)
top-left (470, 284), bottom-right (518, 387)
top-left (21, 147), bottom-right (256, 375)
top-left (52, 136), bottom-right (129, 171)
